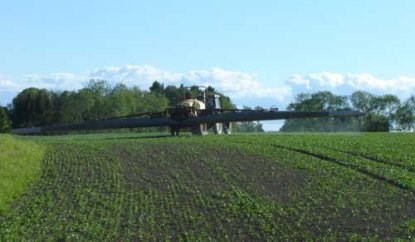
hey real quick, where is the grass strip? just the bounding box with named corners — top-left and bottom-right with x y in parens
top-left (0, 135), bottom-right (45, 213)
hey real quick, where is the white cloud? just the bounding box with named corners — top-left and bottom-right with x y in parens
top-left (4, 67), bottom-right (415, 112)
top-left (183, 68), bottom-right (291, 102)
top-left (288, 72), bottom-right (415, 98)
top-left (86, 65), bottom-right (292, 101)
top-left (22, 73), bottom-right (85, 91)
top-left (88, 65), bottom-right (182, 88)
top-left (0, 65), bottom-right (292, 107)
top-left (0, 78), bottom-right (20, 91)
top-left (0, 76), bottom-right (21, 106)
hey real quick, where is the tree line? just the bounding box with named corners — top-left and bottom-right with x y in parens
top-left (280, 91), bottom-right (415, 132)
top-left (0, 80), bottom-right (414, 133)
top-left (0, 80), bottom-right (236, 132)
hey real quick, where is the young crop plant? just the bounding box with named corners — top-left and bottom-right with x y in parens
top-left (1, 132), bottom-right (414, 240)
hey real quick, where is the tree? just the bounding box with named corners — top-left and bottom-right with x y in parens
top-left (149, 81), bottom-right (165, 94)
top-left (362, 114), bottom-right (390, 132)
top-left (0, 106), bottom-right (11, 133)
top-left (376, 95), bottom-right (400, 124)
top-left (142, 92), bottom-right (169, 113)
top-left (350, 91), bottom-right (402, 131)
top-left (235, 121), bottom-right (264, 132)
top-left (396, 96), bottom-right (415, 131)
top-left (219, 95), bottom-right (235, 109)
top-left (56, 91), bottom-right (83, 124)
top-left (280, 91), bottom-right (358, 132)
top-left (164, 85), bottom-right (181, 106)
top-left (12, 88), bottom-right (53, 127)
top-left (350, 91), bottom-right (375, 114)
top-left (234, 106), bottom-right (265, 132)
top-left (106, 83), bottom-right (138, 117)
top-left (206, 86), bottom-right (215, 93)
top-left (8, 80), bottom-right (238, 133)
top-left (85, 79), bottom-right (112, 119)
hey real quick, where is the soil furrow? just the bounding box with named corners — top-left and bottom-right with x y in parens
top-left (272, 144), bottom-right (414, 191)
top-left (329, 147), bottom-right (415, 173)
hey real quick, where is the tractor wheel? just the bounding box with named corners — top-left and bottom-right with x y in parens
top-left (192, 123), bottom-right (208, 136)
top-left (213, 123), bottom-right (223, 135)
top-left (223, 122), bottom-right (232, 135)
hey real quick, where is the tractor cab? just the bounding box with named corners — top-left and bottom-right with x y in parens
top-left (168, 87), bottom-right (230, 136)
top-left (206, 94), bottom-right (222, 110)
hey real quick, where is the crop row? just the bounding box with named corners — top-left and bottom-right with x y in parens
top-left (0, 143), bottom-right (125, 241)
top-left (1, 133), bottom-right (414, 240)
top-left (202, 134), bottom-right (415, 239)
top-left (233, 134), bottom-right (415, 190)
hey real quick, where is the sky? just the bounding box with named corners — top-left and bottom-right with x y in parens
top-left (1, 0), bottom-right (415, 130)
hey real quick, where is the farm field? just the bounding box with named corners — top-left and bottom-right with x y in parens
top-left (0, 133), bottom-right (414, 240)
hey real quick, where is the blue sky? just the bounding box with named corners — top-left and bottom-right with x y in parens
top-left (1, 0), bottom-right (415, 130)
